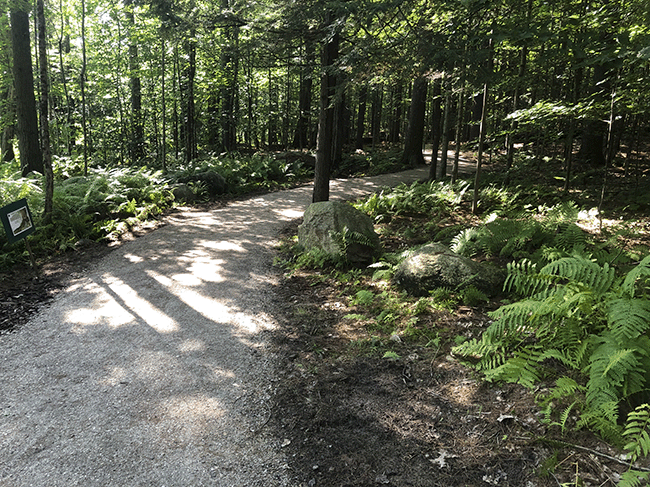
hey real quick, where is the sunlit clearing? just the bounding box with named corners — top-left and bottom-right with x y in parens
top-left (104, 274), bottom-right (179, 333)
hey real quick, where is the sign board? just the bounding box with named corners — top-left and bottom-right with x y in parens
top-left (0, 198), bottom-right (36, 244)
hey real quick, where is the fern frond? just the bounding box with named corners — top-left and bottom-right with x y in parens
top-left (622, 255), bottom-right (650, 298)
top-left (618, 469), bottom-right (650, 487)
top-left (623, 404), bottom-right (650, 463)
top-left (483, 347), bottom-right (543, 388)
top-left (608, 298), bottom-right (650, 341)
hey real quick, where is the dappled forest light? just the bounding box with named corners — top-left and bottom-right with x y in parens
top-left (1, 0), bottom-right (650, 261)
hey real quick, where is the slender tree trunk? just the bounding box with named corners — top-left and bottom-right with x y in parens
top-left (437, 75), bottom-right (452, 180)
top-left (452, 80), bottom-right (465, 183)
top-left (220, 0), bottom-right (238, 152)
top-left (293, 41), bottom-right (314, 149)
top-left (58, 0), bottom-right (72, 156)
top-left (472, 82), bottom-right (489, 214)
top-left (313, 19), bottom-right (339, 203)
top-left (36, 0), bottom-right (53, 223)
top-left (401, 76), bottom-right (428, 167)
top-left (1, 85), bottom-right (16, 162)
top-left (181, 38), bottom-right (197, 162)
top-left (80, 0), bottom-right (88, 175)
top-left (428, 78), bottom-right (442, 181)
top-left (124, 0), bottom-right (144, 162)
top-left (371, 86), bottom-right (382, 150)
top-left (355, 84), bottom-right (367, 150)
top-left (10, 8), bottom-right (43, 176)
top-left (388, 80), bottom-right (403, 144)
top-left (161, 37), bottom-right (167, 172)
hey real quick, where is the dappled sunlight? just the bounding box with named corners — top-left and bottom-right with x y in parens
top-left (178, 339), bottom-right (206, 353)
top-left (66, 281), bottom-right (136, 332)
top-left (274, 208), bottom-right (304, 219)
top-left (200, 240), bottom-right (246, 252)
top-left (145, 268), bottom-right (269, 335)
top-left (102, 274), bottom-right (179, 333)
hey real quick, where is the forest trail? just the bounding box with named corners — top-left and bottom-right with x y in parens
top-left (0, 162), bottom-right (471, 486)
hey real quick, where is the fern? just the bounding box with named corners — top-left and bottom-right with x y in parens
top-left (623, 404), bottom-right (650, 464)
top-left (454, 255), bottom-right (650, 448)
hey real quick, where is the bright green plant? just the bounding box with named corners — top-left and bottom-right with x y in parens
top-left (453, 254), bottom-right (650, 447)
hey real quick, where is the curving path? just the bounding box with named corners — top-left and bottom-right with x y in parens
top-left (0, 166), bottom-right (438, 486)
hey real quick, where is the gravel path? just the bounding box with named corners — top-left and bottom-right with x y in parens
top-left (0, 166), bottom-right (436, 487)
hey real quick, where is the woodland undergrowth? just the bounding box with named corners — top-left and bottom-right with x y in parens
top-left (280, 170), bottom-right (650, 486)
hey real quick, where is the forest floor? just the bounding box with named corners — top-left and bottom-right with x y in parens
top-left (1, 157), bottom-right (648, 486)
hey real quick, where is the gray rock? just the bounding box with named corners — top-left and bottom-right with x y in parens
top-left (393, 242), bottom-right (504, 296)
top-left (171, 183), bottom-right (197, 203)
top-left (298, 201), bottom-right (381, 264)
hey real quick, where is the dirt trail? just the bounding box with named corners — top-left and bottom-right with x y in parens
top-left (0, 166), bottom-right (432, 486)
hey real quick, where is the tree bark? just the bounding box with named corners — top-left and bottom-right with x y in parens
top-left (124, 0), bottom-right (144, 162)
top-left (37, 0), bottom-right (53, 223)
top-left (355, 84), bottom-right (367, 150)
top-left (10, 8), bottom-right (43, 176)
top-left (292, 41), bottom-right (314, 149)
top-left (428, 78), bottom-right (442, 181)
top-left (401, 76), bottom-right (428, 167)
top-left (437, 75), bottom-right (452, 180)
top-left (313, 22), bottom-right (339, 203)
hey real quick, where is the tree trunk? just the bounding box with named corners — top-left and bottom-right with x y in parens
top-left (370, 86), bottom-right (382, 150)
top-left (472, 82), bottom-right (489, 214)
top-left (401, 76), bottom-right (428, 167)
top-left (388, 80), bottom-right (403, 144)
top-left (313, 23), bottom-right (339, 203)
top-left (124, 0), bottom-right (144, 162)
top-left (428, 78), bottom-right (442, 181)
top-left (182, 38), bottom-right (197, 162)
top-left (36, 0), bottom-right (53, 223)
top-left (437, 76), bottom-right (452, 180)
top-left (10, 8), bottom-right (43, 176)
top-left (292, 41), bottom-right (314, 149)
top-left (577, 65), bottom-right (608, 166)
top-left (355, 84), bottom-right (367, 150)
top-left (452, 82), bottom-right (465, 183)
top-left (81, 0), bottom-right (88, 174)
top-left (220, 0), bottom-right (238, 152)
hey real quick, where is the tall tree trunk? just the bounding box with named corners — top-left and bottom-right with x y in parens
top-left (428, 78), bottom-right (442, 181)
top-left (80, 0), bottom-right (88, 175)
top-left (36, 0), bottom-right (53, 223)
top-left (577, 65), bottom-right (608, 166)
top-left (370, 86), bottom-right (382, 150)
top-left (437, 75), bottom-right (452, 180)
top-left (472, 82), bottom-right (489, 214)
top-left (1, 85), bottom-right (16, 162)
top-left (293, 41), bottom-right (314, 149)
top-left (452, 81), bottom-right (465, 183)
top-left (124, 0), bottom-right (144, 162)
top-left (182, 38), bottom-right (197, 162)
top-left (58, 0), bottom-right (72, 156)
top-left (313, 20), bottom-right (339, 203)
top-left (401, 76), bottom-right (428, 167)
top-left (161, 37), bottom-right (167, 172)
top-left (355, 84), bottom-right (367, 150)
top-left (388, 80), bottom-right (403, 144)
top-left (220, 0), bottom-right (238, 152)
top-left (10, 8), bottom-right (43, 176)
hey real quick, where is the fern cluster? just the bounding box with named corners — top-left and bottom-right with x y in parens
top-left (453, 254), bottom-right (650, 446)
top-left (451, 201), bottom-right (585, 260)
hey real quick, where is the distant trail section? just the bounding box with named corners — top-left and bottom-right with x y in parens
top-left (0, 166), bottom-right (429, 486)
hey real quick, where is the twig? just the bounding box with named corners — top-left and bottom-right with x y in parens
top-left (536, 437), bottom-right (650, 472)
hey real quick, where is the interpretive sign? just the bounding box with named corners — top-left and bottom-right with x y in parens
top-left (0, 198), bottom-right (36, 244)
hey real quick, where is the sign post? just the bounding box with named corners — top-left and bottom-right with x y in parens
top-left (0, 198), bottom-right (38, 269)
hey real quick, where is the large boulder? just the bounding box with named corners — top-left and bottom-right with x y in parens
top-left (393, 242), bottom-right (504, 296)
top-left (298, 201), bottom-right (382, 265)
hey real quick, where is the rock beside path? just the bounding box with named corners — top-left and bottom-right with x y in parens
top-left (298, 201), bottom-right (381, 265)
top-left (393, 242), bottom-right (504, 296)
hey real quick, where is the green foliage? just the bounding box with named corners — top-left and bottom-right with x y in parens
top-left (451, 202), bottom-right (586, 261)
top-left (453, 255), bottom-right (650, 447)
top-left (354, 180), bottom-right (469, 221)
